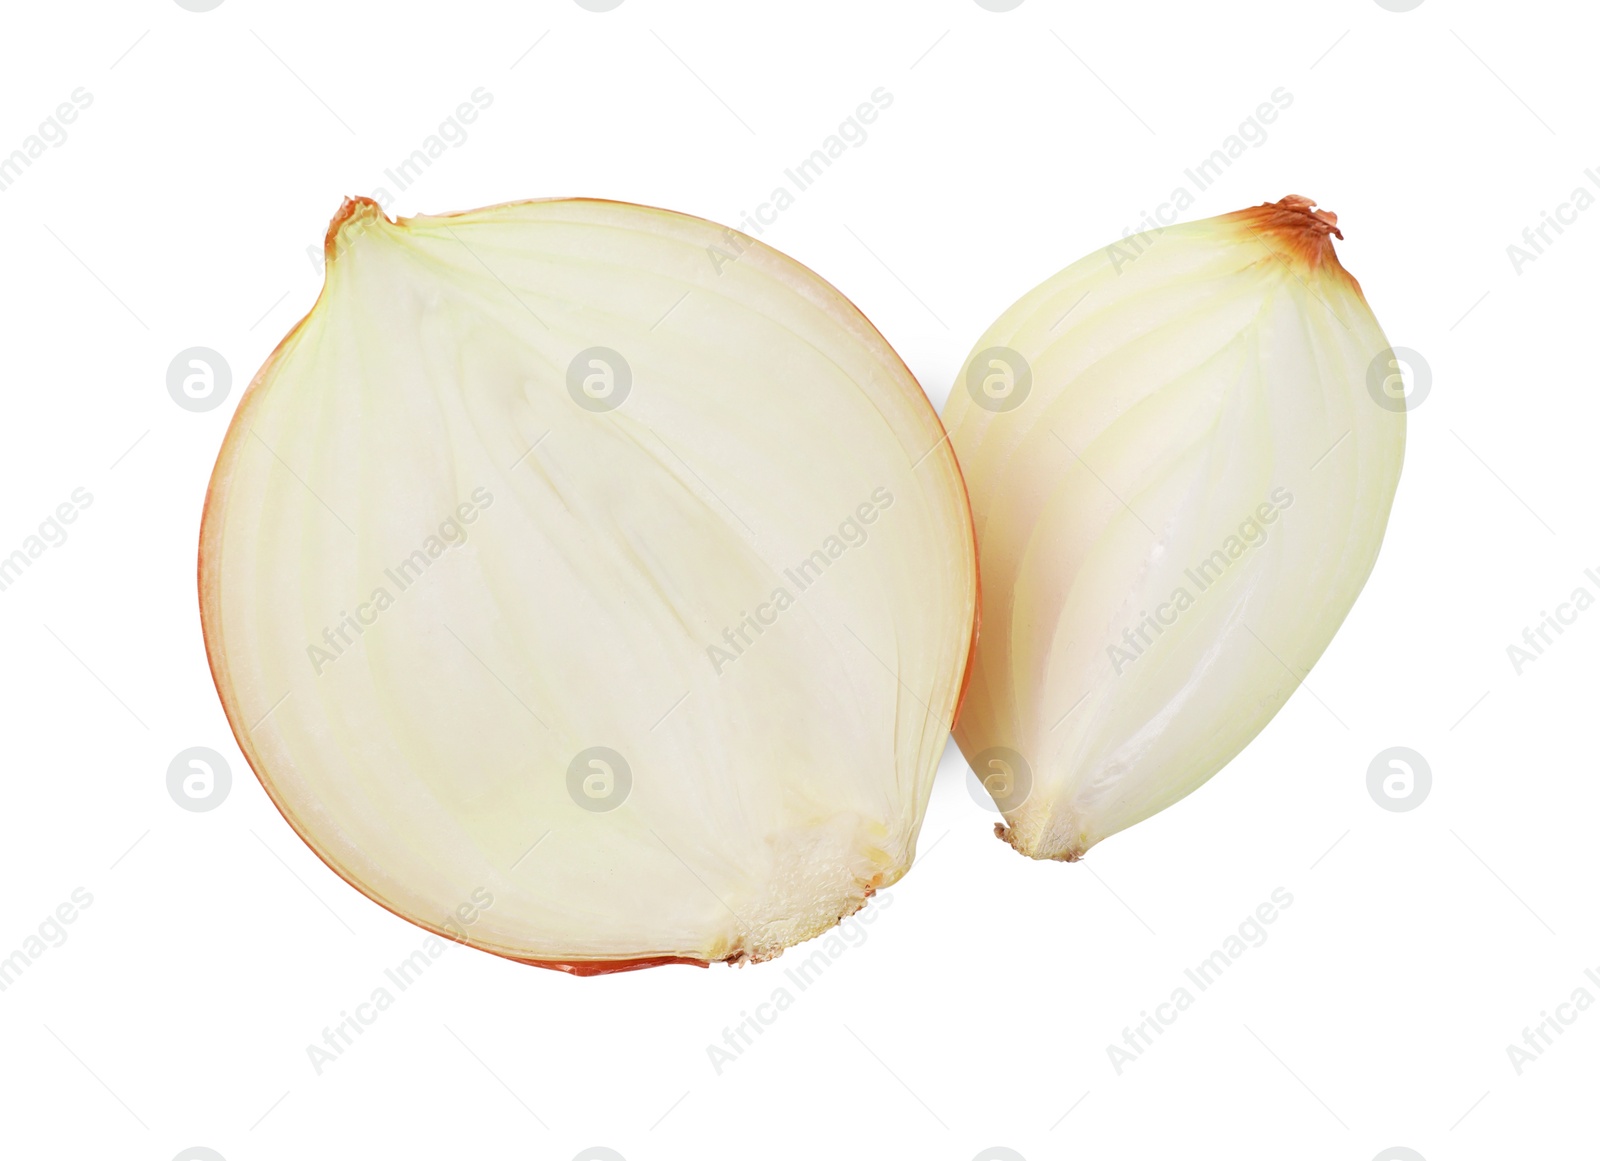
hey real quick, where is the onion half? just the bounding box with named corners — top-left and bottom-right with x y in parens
top-left (945, 196), bottom-right (1405, 861)
top-left (201, 197), bottom-right (976, 971)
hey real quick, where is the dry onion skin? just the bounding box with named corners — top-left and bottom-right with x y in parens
top-left (200, 197), bottom-right (976, 972)
top-left (945, 196), bottom-right (1404, 861)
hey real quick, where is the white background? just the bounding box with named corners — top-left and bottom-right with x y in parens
top-left (0, 1), bottom-right (1593, 1158)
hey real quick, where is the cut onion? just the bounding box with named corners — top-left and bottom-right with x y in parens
top-left (201, 197), bottom-right (976, 971)
top-left (944, 196), bottom-right (1404, 861)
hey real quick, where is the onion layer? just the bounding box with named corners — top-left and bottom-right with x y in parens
top-left (201, 197), bottom-right (975, 970)
top-left (944, 196), bottom-right (1404, 860)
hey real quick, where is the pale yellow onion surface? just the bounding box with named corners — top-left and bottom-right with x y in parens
top-left (945, 196), bottom-right (1404, 861)
top-left (201, 197), bottom-right (975, 971)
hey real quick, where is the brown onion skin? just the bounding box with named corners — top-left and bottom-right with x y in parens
top-left (514, 954), bottom-right (709, 976)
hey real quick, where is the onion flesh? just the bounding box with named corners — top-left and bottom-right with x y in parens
top-left (944, 196), bottom-right (1404, 861)
top-left (201, 197), bottom-right (976, 970)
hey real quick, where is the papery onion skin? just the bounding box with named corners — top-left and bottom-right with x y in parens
top-left (945, 196), bottom-right (1405, 861)
top-left (200, 196), bottom-right (976, 971)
